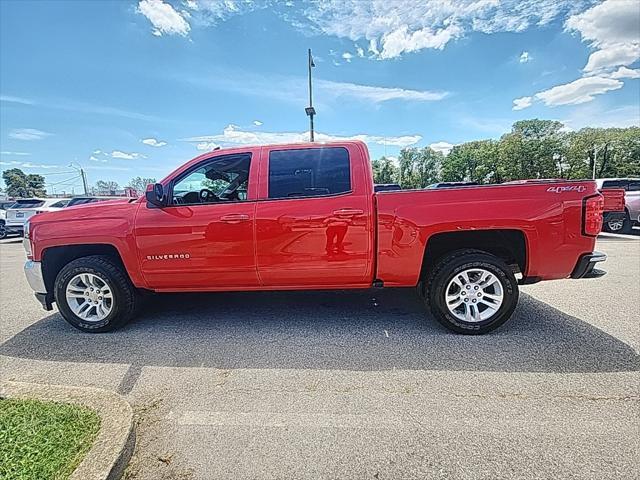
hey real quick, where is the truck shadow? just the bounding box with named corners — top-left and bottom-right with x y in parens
top-left (1, 290), bottom-right (638, 374)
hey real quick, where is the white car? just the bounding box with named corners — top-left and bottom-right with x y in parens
top-left (3, 198), bottom-right (69, 236)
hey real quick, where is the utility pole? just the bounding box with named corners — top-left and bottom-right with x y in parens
top-left (305, 48), bottom-right (316, 142)
top-left (80, 168), bottom-right (88, 195)
top-left (69, 162), bottom-right (89, 195)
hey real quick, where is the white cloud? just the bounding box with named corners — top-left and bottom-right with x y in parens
top-left (535, 76), bottom-right (623, 107)
top-left (142, 137), bottom-right (167, 147)
top-left (253, 120), bottom-right (263, 126)
top-left (342, 52), bottom-right (353, 62)
top-left (316, 79), bottom-right (447, 103)
top-left (0, 160), bottom-right (62, 169)
top-left (429, 141), bottom-right (454, 155)
top-left (183, 124), bottom-right (421, 149)
top-left (519, 51), bottom-right (531, 63)
top-left (111, 150), bottom-right (146, 160)
top-left (583, 44), bottom-right (640, 72)
top-left (196, 142), bottom-right (220, 151)
top-left (513, 96), bottom-right (533, 110)
top-left (355, 45), bottom-right (365, 57)
top-left (0, 95), bottom-right (34, 105)
top-left (302, 0), bottom-right (587, 59)
top-left (137, 0), bottom-right (190, 37)
top-left (8, 128), bottom-right (52, 141)
top-left (565, 0), bottom-right (639, 48)
top-left (0, 151), bottom-right (30, 156)
top-left (565, 0), bottom-right (640, 72)
top-left (89, 155), bottom-right (107, 163)
top-left (609, 66), bottom-right (640, 79)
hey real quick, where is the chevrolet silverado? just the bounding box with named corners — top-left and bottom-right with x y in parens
top-left (23, 141), bottom-right (606, 334)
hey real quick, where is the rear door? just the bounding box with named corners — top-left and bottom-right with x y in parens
top-left (255, 144), bottom-right (373, 287)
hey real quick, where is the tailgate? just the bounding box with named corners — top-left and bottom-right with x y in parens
top-left (600, 188), bottom-right (625, 212)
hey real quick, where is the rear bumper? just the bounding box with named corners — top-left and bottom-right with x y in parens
top-left (571, 251), bottom-right (607, 279)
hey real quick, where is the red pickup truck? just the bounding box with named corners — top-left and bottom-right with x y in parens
top-left (23, 141), bottom-right (606, 334)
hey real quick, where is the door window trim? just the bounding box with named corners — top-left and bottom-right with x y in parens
top-left (265, 146), bottom-right (352, 201)
top-left (166, 152), bottom-right (254, 207)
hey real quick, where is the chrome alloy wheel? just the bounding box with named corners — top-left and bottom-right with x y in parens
top-left (445, 268), bottom-right (504, 322)
top-left (607, 219), bottom-right (624, 231)
top-left (66, 273), bottom-right (114, 322)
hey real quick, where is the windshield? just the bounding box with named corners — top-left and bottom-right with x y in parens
top-left (10, 200), bottom-right (45, 208)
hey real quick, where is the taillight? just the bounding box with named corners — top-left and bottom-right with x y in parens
top-left (583, 194), bottom-right (604, 236)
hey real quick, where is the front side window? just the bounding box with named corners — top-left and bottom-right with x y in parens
top-left (601, 180), bottom-right (628, 189)
top-left (268, 147), bottom-right (351, 199)
top-left (172, 154), bottom-right (251, 205)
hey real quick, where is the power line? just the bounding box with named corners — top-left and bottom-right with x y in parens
top-left (46, 175), bottom-right (82, 187)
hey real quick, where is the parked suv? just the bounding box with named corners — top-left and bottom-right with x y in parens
top-left (596, 179), bottom-right (640, 233)
top-left (4, 198), bottom-right (69, 236)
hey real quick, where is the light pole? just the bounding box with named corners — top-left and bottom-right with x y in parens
top-left (306, 48), bottom-right (316, 142)
top-left (592, 144), bottom-right (606, 179)
top-left (69, 162), bottom-right (88, 195)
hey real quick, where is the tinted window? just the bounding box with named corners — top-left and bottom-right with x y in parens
top-left (172, 153), bottom-right (251, 205)
top-left (11, 200), bottom-right (45, 208)
top-left (601, 180), bottom-right (628, 189)
top-left (50, 200), bottom-right (70, 208)
top-left (627, 180), bottom-right (640, 191)
top-left (268, 147), bottom-right (351, 199)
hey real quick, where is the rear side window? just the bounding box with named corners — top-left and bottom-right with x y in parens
top-left (11, 200), bottom-right (45, 208)
top-left (601, 180), bottom-right (628, 189)
top-left (268, 147), bottom-right (351, 199)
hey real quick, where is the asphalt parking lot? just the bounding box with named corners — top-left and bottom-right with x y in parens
top-left (1, 234), bottom-right (638, 480)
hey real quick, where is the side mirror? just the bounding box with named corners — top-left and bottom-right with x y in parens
top-left (145, 183), bottom-right (166, 207)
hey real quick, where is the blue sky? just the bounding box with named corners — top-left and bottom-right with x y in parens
top-left (1, 0), bottom-right (639, 192)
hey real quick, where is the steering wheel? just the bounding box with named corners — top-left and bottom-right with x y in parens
top-left (199, 188), bottom-right (219, 203)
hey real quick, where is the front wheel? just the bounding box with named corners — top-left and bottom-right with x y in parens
top-left (0, 221), bottom-right (7, 240)
top-left (425, 249), bottom-right (519, 334)
top-left (54, 255), bottom-right (138, 332)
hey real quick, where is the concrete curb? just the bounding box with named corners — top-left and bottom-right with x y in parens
top-left (0, 381), bottom-right (135, 480)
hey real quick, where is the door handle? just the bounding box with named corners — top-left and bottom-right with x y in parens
top-left (333, 208), bottom-right (363, 217)
top-left (220, 214), bottom-right (250, 223)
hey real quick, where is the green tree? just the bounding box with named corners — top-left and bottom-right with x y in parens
top-left (1, 168), bottom-right (46, 197)
top-left (398, 147), bottom-right (442, 189)
top-left (127, 176), bottom-right (157, 193)
top-left (94, 180), bottom-right (119, 195)
top-left (371, 156), bottom-right (399, 184)
top-left (441, 140), bottom-right (502, 183)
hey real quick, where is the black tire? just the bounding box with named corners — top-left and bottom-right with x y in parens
top-left (54, 255), bottom-right (138, 333)
top-left (620, 212), bottom-right (633, 234)
top-left (0, 221), bottom-right (6, 240)
top-left (424, 249), bottom-right (519, 335)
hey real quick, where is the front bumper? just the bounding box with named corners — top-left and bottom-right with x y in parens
top-left (571, 251), bottom-right (607, 279)
top-left (24, 261), bottom-right (53, 310)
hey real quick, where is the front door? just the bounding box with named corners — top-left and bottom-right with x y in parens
top-left (255, 145), bottom-right (373, 287)
top-left (135, 151), bottom-right (259, 290)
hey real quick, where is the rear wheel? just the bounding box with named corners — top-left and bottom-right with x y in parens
top-left (54, 255), bottom-right (138, 332)
top-left (425, 249), bottom-right (519, 334)
top-left (0, 221), bottom-right (6, 240)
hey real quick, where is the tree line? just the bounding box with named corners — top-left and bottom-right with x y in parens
top-left (372, 120), bottom-right (640, 188)
top-left (1, 170), bottom-right (156, 198)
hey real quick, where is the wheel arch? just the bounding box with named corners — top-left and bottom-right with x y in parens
top-left (41, 244), bottom-right (131, 294)
top-left (420, 229), bottom-right (527, 281)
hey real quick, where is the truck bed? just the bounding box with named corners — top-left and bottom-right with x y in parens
top-left (375, 180), bottom-right (600, 286)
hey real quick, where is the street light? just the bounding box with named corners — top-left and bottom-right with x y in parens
top-left (592, 144), bottom-right (606, 180)
top-left (306, 48), bottom-right (316, 142)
